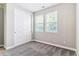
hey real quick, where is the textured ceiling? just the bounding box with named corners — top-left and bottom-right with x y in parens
top-left (16, 3), bottom-right (58, 12)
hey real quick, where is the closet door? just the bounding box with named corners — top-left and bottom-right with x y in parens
top-left (0, 8), bottom-right (4, 46)
top-left (14, 8), bottom-right (31, 46)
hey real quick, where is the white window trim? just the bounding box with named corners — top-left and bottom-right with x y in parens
top-left (35, 11), bottom-right (58, 33)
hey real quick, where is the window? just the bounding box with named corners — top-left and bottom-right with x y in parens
top-left (45, 11), bottom-right (57, 32)
top-left (35, 15), bottom-right (44, 32)
top-left (35, 11), bottom-right (57, 32)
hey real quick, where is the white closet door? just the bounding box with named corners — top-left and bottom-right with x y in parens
top-left (14, 8), bottom-right (31, 46)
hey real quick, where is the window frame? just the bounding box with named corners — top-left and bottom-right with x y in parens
top-left (45, 11), bottom-right (58, 33)
top-left (35, 11), bottom-right (58, 33)
top-left (35, 14), bottom-right (44, 32)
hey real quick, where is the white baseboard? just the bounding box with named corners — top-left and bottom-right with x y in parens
top-left (5, 45), bottom-right (16, 50)
top-left (76, 49), bottom-right (79, 56)
top-left (5, 40), bottom-right (31, 50)
top-left (35, 40), bottom-right (76, 51)
top-left (5, 39), bottom-right (76, 52)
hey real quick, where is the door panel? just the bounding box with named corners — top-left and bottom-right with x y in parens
top-left (14, 8), bottom-right (31, 46)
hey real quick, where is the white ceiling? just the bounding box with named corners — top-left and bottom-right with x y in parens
top-left (16, 3), bottom-right (58, 12)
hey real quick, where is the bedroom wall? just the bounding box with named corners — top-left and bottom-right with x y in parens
top-left (0, 4), bottom-right (4, 46)
top-left (76, 3), bottom-right (79, 56)
top-left (34, 3), bottom-right (76, 49)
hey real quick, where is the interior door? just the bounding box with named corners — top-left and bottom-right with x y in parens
top-left (14, 8), bottom-right (31, 46)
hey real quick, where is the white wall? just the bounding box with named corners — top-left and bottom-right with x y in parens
top-left (4, 4), bottom-right (32, 49)
top-left (35, 3), bottom-right (76, 50)
top-left (4, 4), bottom-right (15, 49)
top-left (76, 3), bottom-right (79, 56)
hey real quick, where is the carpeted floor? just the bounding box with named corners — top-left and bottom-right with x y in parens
top-left (0, 41), bottom-right (76, 56)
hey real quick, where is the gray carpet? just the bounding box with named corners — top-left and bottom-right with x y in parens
top-left (0, 41), bottom-right (76, 56)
